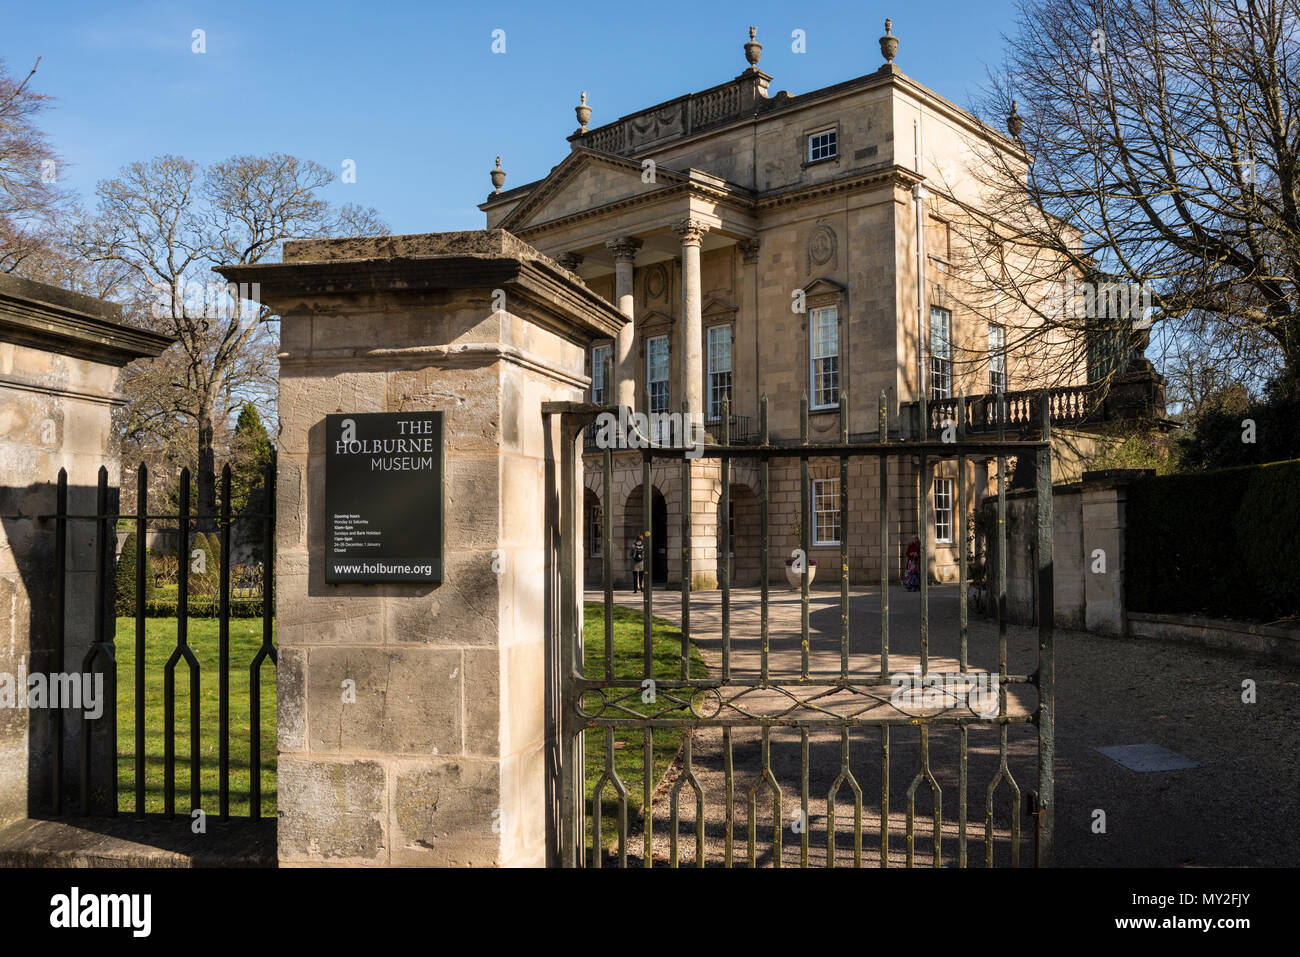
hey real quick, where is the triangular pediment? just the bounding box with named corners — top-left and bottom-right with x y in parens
top-left (702, 296), bottom-right (738, 318)
top-left (802, 278), bottom-right (845, 297)
top-left (638, 308), bottom-right (676, 331)
top-left (500, 149), bottom-right (685, 232)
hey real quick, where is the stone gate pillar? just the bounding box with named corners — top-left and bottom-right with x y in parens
top-left (219, 230), bottom-right (625, 866)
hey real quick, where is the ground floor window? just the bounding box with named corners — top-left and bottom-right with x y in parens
top-left (934, 477), bottom-right (954, 544)
top-left (812, 477), bottom-right (841, 545)
top-left (589, 503), bottom-right (603, 556)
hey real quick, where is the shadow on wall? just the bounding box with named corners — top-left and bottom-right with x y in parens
top-left (0, 479), bottom-right (117, 826)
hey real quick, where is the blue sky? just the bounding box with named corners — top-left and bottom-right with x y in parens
top-left (4, 0), bottom-right (1019, 234)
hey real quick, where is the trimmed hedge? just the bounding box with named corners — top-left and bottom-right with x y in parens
top-left (130, 598), bottom-right (266, 619)
top-left (115, 532), bottom-right (158, 615)
top-left (1126, 458), bottom-right (1300, 621)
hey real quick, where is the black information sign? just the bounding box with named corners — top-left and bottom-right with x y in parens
top-left (324, 411), bottom-right (444, 583)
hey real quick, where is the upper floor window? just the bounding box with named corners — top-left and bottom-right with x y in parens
top-left (809, 306), bottom-right (840, 409)
top-left (591, 343), bottom-right (612, 404)
top-left (808, 129), bottom-right (837, 163)
top-left (930, 306), bottom-right (952, 400)
top-left (707, 325), bottom-right (732, 421)
top-left (988, 323), bottom-right (1006, 394)
top-left (647, 335), bottom-right (670, 414)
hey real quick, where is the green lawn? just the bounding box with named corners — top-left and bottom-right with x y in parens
top-left (113, 616), bottom-right (276, 817)
top-left (582, 601), bottom-right (707, 861)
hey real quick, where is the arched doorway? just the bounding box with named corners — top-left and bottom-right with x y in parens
top-left (624, 484), bottom-right (668, 586)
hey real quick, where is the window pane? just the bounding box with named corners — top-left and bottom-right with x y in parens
top-left (592, 344), bottom-right (611, 404)
top-left (934, 478), bottom-right (953, 543)
top-left (590, 504), bottom-right (603, 556)
top-left (707, 326), bottom-right (732, 419)
top-left (988, 324), bottom-right (1006, 393)
top-left (808, 129), bottom-right (837, 162)
top-left (813, 477), bottom-right (841, 544)
top-left (930, 307), bottom-right (952, 400)
top-left (647, 336), bottom-right (669, 414)
top-left (811, 307), bottom-right (839, 407)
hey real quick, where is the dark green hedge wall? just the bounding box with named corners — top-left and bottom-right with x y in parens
top-left (1126, 459), bottom-right (1300, 620)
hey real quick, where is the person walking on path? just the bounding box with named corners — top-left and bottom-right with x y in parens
top-left (904, 534), bottom-right (921, 591)
top-left (630, 533), bottom-right (646, 593)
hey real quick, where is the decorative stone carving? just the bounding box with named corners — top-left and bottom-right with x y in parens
top-left (557, 251), bottom-right (584, 271)
top-left (807, 224), bottom-right (837, 273)
top-left (1007, 100), bottom-right (1023, 138)
top-left (606, 236), bottom-right (642, 262)
top-left (628, 104), bottom-right (685, 148)
top-left (490, 156), bottom-right (506, 194)
top-left (643, 263), bottom-right (668, 304)
top-left (744, 26), bottom-right (762, 71)
top-left (575, 91), bottom-right (591, 134)
top-left (880, 19), bottom-right (898, 64)
top-left (739, 238), bottom-right (761, 264)
top-left (672, 218), bottom-right (710, 246)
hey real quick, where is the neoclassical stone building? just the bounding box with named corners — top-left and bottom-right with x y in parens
top-left (479, 24), bottom-right (1129, 589)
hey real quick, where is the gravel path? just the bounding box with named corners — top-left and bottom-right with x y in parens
top-left (586, 583), bottom-right (1300, 867)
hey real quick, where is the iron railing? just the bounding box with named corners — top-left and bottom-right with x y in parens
top-left (547, 390), bottom-right (1056, 868)
top-left (43, 460), bottom-right (276, 819)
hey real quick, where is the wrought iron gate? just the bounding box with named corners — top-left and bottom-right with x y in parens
top-left (546, 390), bottom-right (1055, 868)
top-left (41, 460), bottom-right (276, 819)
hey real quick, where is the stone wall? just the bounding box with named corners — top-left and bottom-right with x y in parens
top-left (985, 470), bottom-right (1146, 633)
top-left (0, 275), bottom-right (169, 825)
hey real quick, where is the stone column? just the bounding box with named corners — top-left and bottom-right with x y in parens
top-left (219, 230), bottom-right (625, 867)
top-left (605, 237), bottom-right (641, 409)
top-left (673, 219), bottom-right (708, 417)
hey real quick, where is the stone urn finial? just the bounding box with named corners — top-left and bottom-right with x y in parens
top-left (744, 26), bottom-right (762, 70)
top-left (575, 91), bottom-right (591, 133)
top-left (1007, 100), bottom-right (1023, 138)
top-left (490, 156), bottom-right (506, 194)
top-left (880, 18), bottom-right (898, 64)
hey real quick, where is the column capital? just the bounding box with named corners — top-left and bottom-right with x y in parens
top-left (738, 237), bottom-right (761, 264)
top-left (671, 218), bottom-right (711, 246)
top-left (556, 251), bottom-right (584, 271)
top-left (605, 236), bottom-right (643, 262)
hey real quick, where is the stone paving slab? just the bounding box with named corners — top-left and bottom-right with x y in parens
top-left (0, 817), bottom-right (276, 868)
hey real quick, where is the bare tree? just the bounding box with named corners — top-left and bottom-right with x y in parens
top-left (951, 0), bottom-right (1300, 396)
top-left (77, 153), bottom-right (387, 525)
top-left (0, 56), bottom-right (72, 274)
